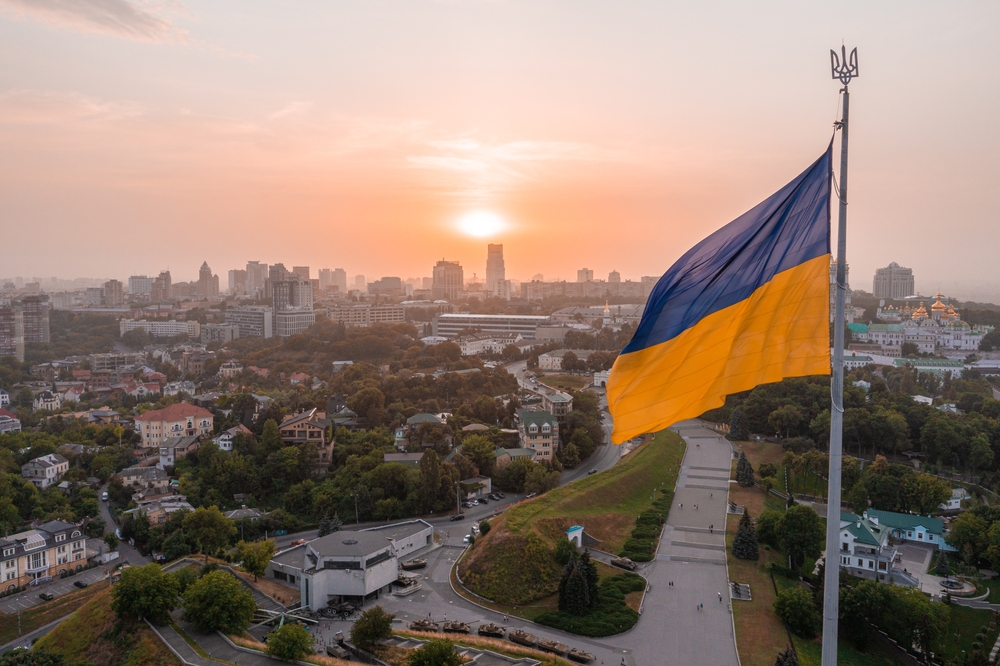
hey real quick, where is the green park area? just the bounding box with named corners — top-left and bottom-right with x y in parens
top-left (455, 430), bottom-right (684, 635)
top-left (538, 374), bottom-right (591, 391)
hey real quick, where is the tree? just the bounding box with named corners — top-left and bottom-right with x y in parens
top-left (407, 640), bottom-right (463, 666)
top-left (736, 452), bottom-right (755, 487)
top-left (479, 520), bottom-right (491, 536)
top-left (900, 341), bottom-right (919, 358)
top-left (947, 512), bottom-right (987, 563)
top-left (236, 539), bottom-right (277, 581)
top-left (350, 605), bottom-right (395, 652)
top-left (756, 510), bottom-right (783, 548)
top-left (968, 433), bottom-right (994, 478)
top-left (317, 514), bottom-right (334, 537)
top-left (558, 558), bottom-right (591, 615)
top-left (266, 623), bottom-right (315, 661)
top-left (554, 537), bottom-right (576, 566)
top-left (182, 570), bottom-right (256, 634)
top-left (348, 387), bottom-right (387, 426)
top-left (260, 419), bottom-right (282, 455)
top-left (183, 506), bottom-right (236, 562)
top-left (732, 512), bottom-right (759, 560)
top-left (578, 550), bottom-right (599, 604)
top-left (111, 563), bottom-right (179, 625)
top-left (103, 533), bottom-right (119, 551)
top-left (460, 435), bottom-right (496, 477)
top-left (729, 408), bottom-right (748, 441)
top-left (935, 550), bottom-right (950, 577)
top-left (768, 405), bottom-right (804, 439)
top-left (778, 505), bottom-right (824, 570)
top-left (0, 649), bottom-right (67, 666)
top-left (774, 586), bottom-right (819, 638)
top-left (773, 646), bottom-right (800, 666)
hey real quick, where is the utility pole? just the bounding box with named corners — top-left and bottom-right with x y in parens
top-left (822, 45), bottom-right (858, 666)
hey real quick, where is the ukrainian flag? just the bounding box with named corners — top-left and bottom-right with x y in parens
top-left (608, 147), bottom-right (833, 444)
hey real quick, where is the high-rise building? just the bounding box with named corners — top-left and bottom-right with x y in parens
top-left (245, 261), bottom-right (268, 298)
top-left (225, 306), bottom-right (274, 338)
top-left (353, 275), bottom-right (366, 292)
top-left (318, 269), bottom-right (333, 290)
top-left (332, 268), bottom-right (348, 294)
top-left (151, 271), bottom-right (172, 302)
top-left (0, 306), bottom-right (24, 362)
top-left (577, 268), bottom-right (594, 283)
top-left (272, 280), bottom-right (314, 313)
top-left (873, 262), bottom-right (915, 300)
top-left (608, 270), bottom-right (621, 284)
top-left (830, 259), bottom-right (852, 323)
top-left (292, 266), bottom-right (310, 281)
top-left (18, 295), bottom-right (50, 343)
top-left (198, 261), bottom-right (219, 299)
top-left (432, 260), bottom-right (464, 301)
top-left (269, 263), bottom-right (291, 284)
top-left (229, 269), bottom-right (247, 295)
top-left (104, 279), bottom-right (124, 306)
top-left (486, 244), bottom-right (505, 296)
top-left (367, 277), bottom-right (403, 296)
top-left (128, 275), bottom-right (154, 296)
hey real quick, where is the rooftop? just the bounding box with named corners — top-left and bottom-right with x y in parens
top-left (135, 402), bottom-right (213, 422)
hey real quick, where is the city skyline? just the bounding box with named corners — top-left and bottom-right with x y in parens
top-left (2, 3), bottom-right (1000, 296)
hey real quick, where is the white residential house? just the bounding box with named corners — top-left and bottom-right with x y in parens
top-left (837, 512), bottom-right (899, 581)
top-left (940, 488), bottom-right (970, 511)
top-left (864, 509), bottom-right (955, 551)
top-left (21, 454), bottom-right (70, 490)
top-left (157, 435), bottom-right (201, 470)
top-left (213, 424), bottom-right (252, 452)
top-left (0, 389), bottom-right (9, 407)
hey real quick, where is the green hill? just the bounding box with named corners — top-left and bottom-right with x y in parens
top-left (459, 430), bottom-right (684, 604)
top-left (33, 587), bottom-right (180, 666)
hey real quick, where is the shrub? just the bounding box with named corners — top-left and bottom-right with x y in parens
top-left (350, 605), bottom-right (394, 652)
top-left (266, 623), bottom-right (315, 661)
top-left (774, 586), bottom-right (819, 638)
top-left (182, 571), bottom-right (256, 634)
top-left (759, 463), bottom-right (778, 479)
top-left (554, 538), bottom-right (576, 566)
top-left (479, 520), bottom-right (491, 536)
top-left (537, 573), bottom-right (643, 637)
top-left (407, 639), bottom-right (463, 666)
top-left (756, 510), bottom-right (784, 548)
top-left (774, 646), bottom-right (800, 666)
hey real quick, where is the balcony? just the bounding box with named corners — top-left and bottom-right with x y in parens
top-left (25, 562), bottom-right (49, 574)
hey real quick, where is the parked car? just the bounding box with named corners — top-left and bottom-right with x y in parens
top-left (39, 592), bottom-right (54, 601)
top-left (73, 580), bottom-right (88, 588)
top-left (479, 497), bottom-right (489, 504)
top-left (450, 514), bottom-right (466, 522)
top-left (496, 492), bottom-right (505, 499)
top-left (463, 535), bottom-right (470, 544)
top-left (588, 468), bottom-right (598, 475)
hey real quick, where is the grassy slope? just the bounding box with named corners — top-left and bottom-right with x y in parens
top-left (458, 430), bottom-right (684, 607)
top-left (33, 587), bottom-right (180, 666)
top-left (538, 374), bottom-right (590, 391)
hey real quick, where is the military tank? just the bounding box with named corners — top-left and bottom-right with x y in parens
top-left (508, 629), bottom-right (538, 647)
top-left (442, 621), bottom-right (471, 634)
top-left (477, 623), bottom-right (505, 638)
top-left (537, 638), bottom-right (568, 655)
top-left (568, 648), bottom-right (596, 663)
top-left (408, 619), bottom-right (438, 632)
top-left (400, 558), bottom-right (427, 571)
top-left (610, 556), bottom-right (638, 571)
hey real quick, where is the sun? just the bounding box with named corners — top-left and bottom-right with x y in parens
top-left (457, 210), bottom-right (506, 237)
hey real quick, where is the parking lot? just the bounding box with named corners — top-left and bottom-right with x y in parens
top-left (0, 566), bottom-right (110, 614)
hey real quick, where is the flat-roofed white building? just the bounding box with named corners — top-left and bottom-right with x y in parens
top-left (432, 313), bottom-right (550, 339)
top-left (266, 520), bottom-right (434, 610)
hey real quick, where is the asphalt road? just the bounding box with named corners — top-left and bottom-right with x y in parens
top-left (98, 485), bottom-right (151, 567)
top-left (0, 567), bottom-right (110, 615)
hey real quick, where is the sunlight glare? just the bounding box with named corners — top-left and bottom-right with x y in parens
top-left (457, 210), bottom-right (506, 237)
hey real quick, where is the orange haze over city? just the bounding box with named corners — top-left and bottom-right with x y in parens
top-left (2, 1), bottom-right (999, 297)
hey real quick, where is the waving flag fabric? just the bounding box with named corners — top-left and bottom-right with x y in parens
top-left (608, 147), bottom-right (833, 444)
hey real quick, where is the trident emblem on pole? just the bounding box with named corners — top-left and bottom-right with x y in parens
top-left (830, 46), bottom-right (858, 85)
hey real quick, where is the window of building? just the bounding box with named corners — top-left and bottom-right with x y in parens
top-left (55, 534), bottom-right (65, 542)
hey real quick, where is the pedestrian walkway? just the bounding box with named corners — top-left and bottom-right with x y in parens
top-left (623, 421), bottom-right (740, 666)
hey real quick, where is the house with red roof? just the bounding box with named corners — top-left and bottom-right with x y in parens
top-left (134, 402), bottom-right (213, 454)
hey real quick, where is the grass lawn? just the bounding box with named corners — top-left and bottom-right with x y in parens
top-left (502, 429), bottom-right (684, 552)
top-left (792, 636), bottom-right (899, 666)
top-left (537, 374), bottom-right (590, 391)
top-left (394, 630), bottom-right (573, 666)
top-left (0, 580), bottom-right (110, 646)
top-left (33, 586), bottom-right (180, 666)
top-left (940, 603), bottom-right (999, 661)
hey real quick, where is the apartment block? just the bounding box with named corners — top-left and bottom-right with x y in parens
top-left (225, 306), bottom-right (274, 338)
top-left (1, 520), bottom-right (90, 589)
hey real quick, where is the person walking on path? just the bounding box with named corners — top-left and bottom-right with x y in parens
top-left (718, 592), bottom-right (722, 603)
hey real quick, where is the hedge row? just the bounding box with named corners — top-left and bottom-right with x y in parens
top-left (619, 493), bottom-right (673, 562)
top-left (535, 573), bottom-right (646, 637)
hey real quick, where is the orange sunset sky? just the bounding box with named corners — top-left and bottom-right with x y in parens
top-left (1, 2), bottom-right (999, 298)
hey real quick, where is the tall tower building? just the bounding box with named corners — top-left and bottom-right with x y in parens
top-left (577, 268), bottom-right (594, 283)
top-left (608, 270), bottom-right (621, 284)
top-left (486, 244), bottom-right (505, 295)
top-left (151, 271), bottom-right (172, 302)
top-left (245, 261), bottom-right (269, 298)
top-left (432, 260), bottom-right (464, 301)
top-left (353, 275), bottom-right (367, 292)
top-left (198, 261), bottom-right (219, 299)
top-left (18, 295), bottom-right (50, 344)
top-left (872, 262), bottom-right (915, 300)
top-left (318, 269), bottom-right (333, 290)
top-left (104, 279), bottom-right (124, 306)
top-left (292, 266), bottom-right (310, 281)
top-left (333, 269), bottom-right (348, 294)
top-left (128, 275), bottom-right (154, 296)
top-left (228, 269), bottom-right (247, 295)
top-left (0, 306), bottom-right (24, 362)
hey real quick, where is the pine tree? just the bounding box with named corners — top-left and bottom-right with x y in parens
top-left (564, 565), bottom-right (590, 616)
top-left (732, 511), bottom-right (759, 561)
top-left (774, 647), bottom-right (799, 666)
top-left (318, 515), bottom-right (333, 537)
top-left (329, 512), bottom-right (343, 532)
top-left (579, 551), bottom-right (599, 607)
top-left (936, 550), bottom-right (950, 577)
top-left (729, 408), bottom-right (748, 441)
top-left (736, 452), bottom-right (755, 487)
top-left (557, 558), bottom-right (575, 612)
